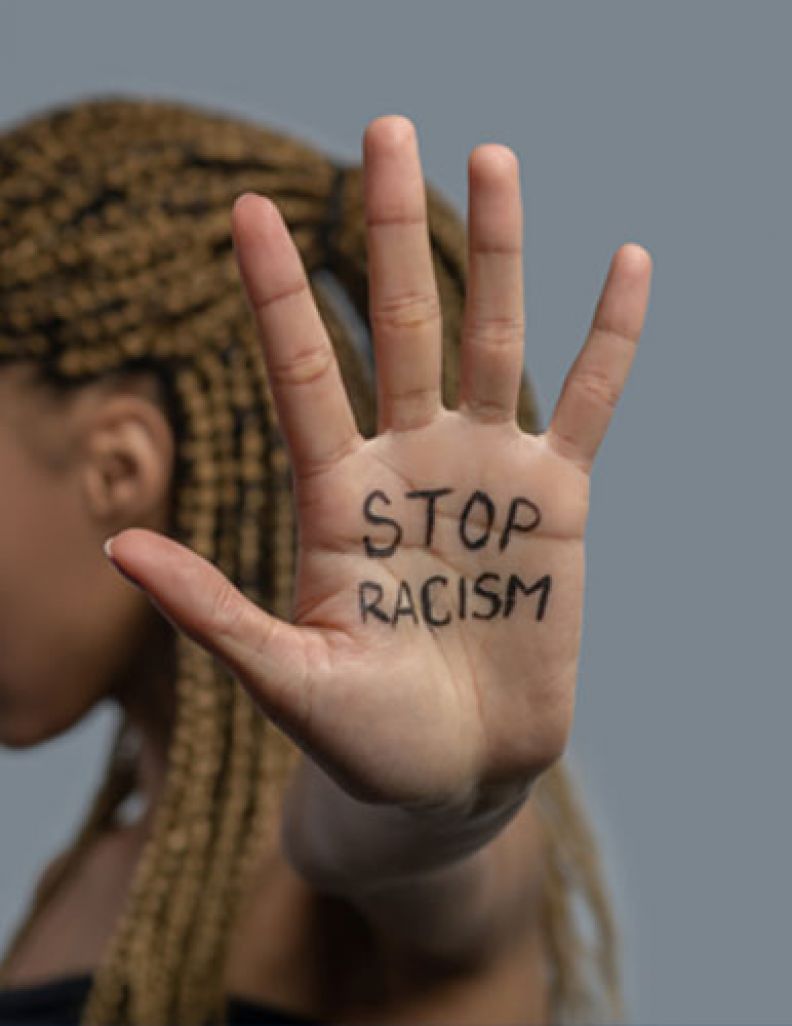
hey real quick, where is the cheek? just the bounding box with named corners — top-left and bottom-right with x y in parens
top-left (0, 563), bottom-right (107, 748)
top-left (0, 458), bottom-right (116, 746)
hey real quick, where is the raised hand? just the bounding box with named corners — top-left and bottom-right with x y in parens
top-left (105, 115), bottom-right (652, 820)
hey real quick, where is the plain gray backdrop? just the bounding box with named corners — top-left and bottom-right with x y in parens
top-left (1, 3), bottom-right (788, 1024)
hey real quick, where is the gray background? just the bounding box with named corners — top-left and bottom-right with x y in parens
top-left (1, 3), bottom-right (788, 1024)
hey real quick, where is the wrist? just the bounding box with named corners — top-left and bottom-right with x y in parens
top-left (399, 775), bottom-right (534, 829)
top-left (281, 755), bottom-right (532, 896)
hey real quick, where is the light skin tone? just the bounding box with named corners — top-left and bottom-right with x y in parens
top-left (1, 114), bottom-right (652, 975)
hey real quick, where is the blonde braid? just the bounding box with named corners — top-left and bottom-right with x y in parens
top-left (0, 94), bottom-right (625, 1024)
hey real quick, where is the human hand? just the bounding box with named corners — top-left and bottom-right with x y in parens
top-left (104, 115), bottom-right (652, 821)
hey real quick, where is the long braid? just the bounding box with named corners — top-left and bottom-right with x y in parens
top-left (0, 95), bottom-right (624, 1024)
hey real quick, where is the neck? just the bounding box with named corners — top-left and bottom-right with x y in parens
top-left (112, 619), bottom-right (177, 834)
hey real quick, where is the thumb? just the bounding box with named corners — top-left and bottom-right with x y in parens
top-left (102, 527), bottom-right (308, 727)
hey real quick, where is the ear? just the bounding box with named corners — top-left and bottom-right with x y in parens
top-left (78, 394), bottom-right (175, 530)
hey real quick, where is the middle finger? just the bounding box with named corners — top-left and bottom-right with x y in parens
top-left (363, 116), bottom-right (443, 434)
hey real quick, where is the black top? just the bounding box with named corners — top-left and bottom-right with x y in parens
top-left (0, 972), bottom-right (322, 1025)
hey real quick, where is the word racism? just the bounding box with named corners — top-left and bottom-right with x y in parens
top-left (358, 486), bottom-right (552, 628)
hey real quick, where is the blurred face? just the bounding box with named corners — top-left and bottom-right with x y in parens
top-left (0, 361), bottom-right (177, 748)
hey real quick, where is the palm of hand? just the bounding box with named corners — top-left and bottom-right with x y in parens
top-left (286, 410), bottom-right (587, 811)
top-left (107, 116), bottom-right (652, 816)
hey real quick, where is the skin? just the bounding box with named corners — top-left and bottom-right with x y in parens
top-left (0, 115), bottom-right (652, 1020)
top-left (106, 115), bottom-right (652, 825)
top-left (0, 361), bottom-right (177, 834)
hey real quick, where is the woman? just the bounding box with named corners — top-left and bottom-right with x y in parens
top-left (0, 96), bottom-right (651, 1025)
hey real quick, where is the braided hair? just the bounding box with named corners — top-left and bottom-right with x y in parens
top-left (0, 95), bottom-right (624, 1025)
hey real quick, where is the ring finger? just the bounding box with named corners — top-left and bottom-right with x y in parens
top-left (458, 144), bottom-right (526, 424)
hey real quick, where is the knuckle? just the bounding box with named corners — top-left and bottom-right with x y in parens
top-left (269, 344), bottom-right (335, 389)
top-left (459, 395), bottom-right (512, 424)
top-left (251, 277), bottom-right (308, 317)
top-left (208, 581), bottom-right (245, 637)
top-left (381, 381), bottom-right (438, 405)
top-left (297, 432), bottom-right (362, 482)
top-left (596, 322), bottom-right (640, 350)
top-left (381, 386), bottom-right (439, 431)
top-left (571, 368), bottom-right (620, 410)
top-left (371, 292), bottom-right (441, 334)
top-left (546, 424), bottom-right (594, 475)
top-left (467, 315), bottom-right (525, 349)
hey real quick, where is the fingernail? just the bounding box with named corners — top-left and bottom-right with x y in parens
top-left (103, 536), bottom-right (145, 591)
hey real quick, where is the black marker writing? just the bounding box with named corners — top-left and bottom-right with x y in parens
top-left (362, 489), bottom-right (402, 558)
top-left (420, 575), bottom-right (451, 627)
top-left (459, 489), bottom-right (496, 550)
top-left (357, 485), bottom-right (551, 628)
top-left (392, 580), bottom-right (419, 626)
top-left (504, 573), bottom-right (552, 621)
top-left (499, 497), bottom-right (541, 551)
top-left (358, 571), bottom-right (552, 626)
top-left (472, 572), bottom-right (501, 619)
top-left (359, 580), bottom-right (390, 623)
top-left (405, 487), bottom-right (454, 547)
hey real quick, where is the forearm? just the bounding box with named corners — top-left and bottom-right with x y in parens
top-left (279, 753), bottom-right (542, 965)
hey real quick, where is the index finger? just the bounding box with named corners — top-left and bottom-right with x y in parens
top-left (231, 192), bottom-right (363, 481)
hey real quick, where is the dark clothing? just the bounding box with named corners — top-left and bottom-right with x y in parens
top-left (0, 972), bottom-right (321, 1025)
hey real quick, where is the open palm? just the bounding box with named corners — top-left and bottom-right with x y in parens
top-left (106, 116), bottom-right (652, 817)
